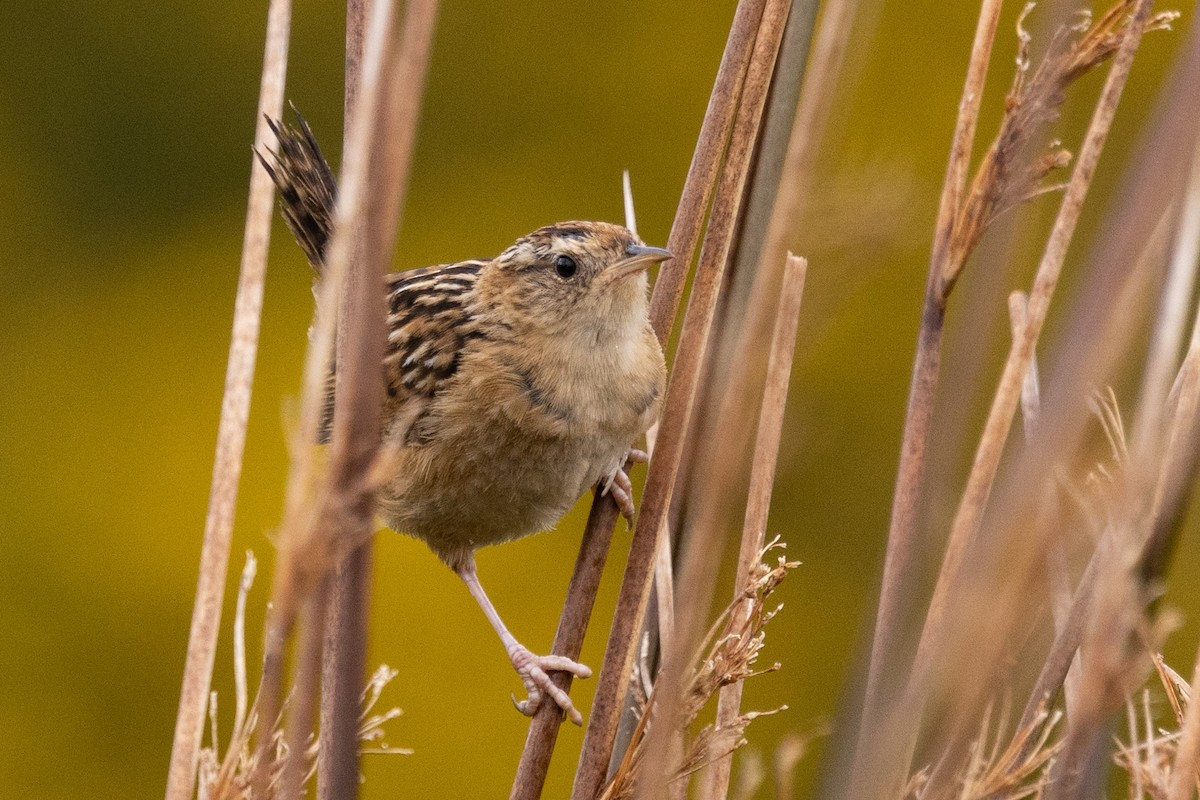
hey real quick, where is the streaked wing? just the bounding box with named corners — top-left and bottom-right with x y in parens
top-left (383, 260), bottom-right (489, 443)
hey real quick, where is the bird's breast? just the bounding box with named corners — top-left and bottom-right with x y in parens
top-left (378, 325), bottom-right (665, 559)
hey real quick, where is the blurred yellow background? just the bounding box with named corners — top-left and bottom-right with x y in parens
top-left (2, 1), bottom-right (1198, 798)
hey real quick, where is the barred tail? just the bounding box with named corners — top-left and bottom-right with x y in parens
top-left (258, 112), bottom-right (339, 442)
top-left (257, 112), bottom-right (338, 272)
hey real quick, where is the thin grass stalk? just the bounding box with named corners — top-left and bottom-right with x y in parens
top-left (252, 0), bottom-right (401, 792)
top-left (911, 0), bottom-right (1158, 697)
top-left (723, 0), bottom-right (856, 372)
top-left (571, 4), bottom-right (789, 796)
top-left (847, 7), bottom-right (1172, 795)
top-left (1139, 253), bottom-right (1200, 586)
top-left (624, 4), bottom-right (793, 794)
top-left (862, 0), bottom-right (1004, 726)
top-left (308, 2), bottom-right (439, 798)
top-left (1166, 641), bottom-right (1200, 800)
top-left (315, 1), bottom-right (436, 796)
top-left (280, 575), bottom-right (332, 800)
top-left (1014, 215), bottom-right (1173, 738)
top-left (164, 3), bottom-right (292, 799)
top-left (668, 2), bottom-right (846, 727)
top-left (510, 3), bottom-right (770, 797)
top-left (701, 254), bottom-right (807, 800)
top-left (1007, 16), bottom-right (1200, 738)
top-left (316, 2), bottom-right (371, 797)
top-left (1131, 126), bottom-right (1200, 456)
top-left (1010, 290), bottom-right (1084, 723)
top-left (645, 0), bottom-right (771, 345)
top-left (618, 0), bottom-right (827, 779)
top-left (724, 0), bottom-right (822, 302)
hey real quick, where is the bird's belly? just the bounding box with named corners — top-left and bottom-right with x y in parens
top-left (377, 422), bottom-right (627, 560)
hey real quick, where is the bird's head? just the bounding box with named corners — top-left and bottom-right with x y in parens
top-left (484, 221), bottom-right (671, 340)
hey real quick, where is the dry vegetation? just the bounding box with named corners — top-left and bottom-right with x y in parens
top-left (165, 0), bottom-right (1200, 798)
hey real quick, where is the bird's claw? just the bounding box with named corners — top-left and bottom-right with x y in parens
top-left (507, 644), bottom-right (592, 726)
top-left (600, 448), bottom-right (648, 524)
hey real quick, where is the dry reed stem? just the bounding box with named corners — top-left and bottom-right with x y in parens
top-left (1139, 266), bottom-right (1200, 584)
top-left (279, 576), bottom-right (332, 800)
top-left (1167, 645), bottom-right (1200, 800)
top-left (165, 3), bottom-right (292, 799)
top-left (730, 0), bottom-right (856, 367)
top-left (197, 554), bottom-right (406, 800)
top-left (316, 1), bottom-right (438, 797)
top-left (627, 0), bottom-right (825, 772)
top-left (252, 0), bottom-right (440, 791)
top-left (1130, 96), bottom-right (1200, 457)
top-left (702, 254), bottom-right (807, 800)
top-left (1015, 215), bottom-right (1175, 740)
top-left (252, 0), bottom-right (399, 781)
top-left (863, 0), bottom-right (1005, 727)
top-left (572, 4), bottom-right (791, 796)
top-left (629, 0), bottom-right (793, 779)
top-left (644, 0), bottom-right (768, 348)
top-left (725, 0), bottom-right (824, 301)
top-left (1005, 21), bottom-right (1200, 742)
top-left (509, 2), bottom-right (771, 796)
top-left (317, 1), bottom-right (370, 796)
top-left (866, 1), bottom-right (1178, 732)
top-left (1008, 293), bottom-right (1080, 720)
top-left (600, 545), bottom-right (797, 800)
top-left (509, 1), bottom-right (772, 792)
top-left (912, 0), bottom-right (1158, 717)
top-left (846, 8), bottom-right (1178, 796)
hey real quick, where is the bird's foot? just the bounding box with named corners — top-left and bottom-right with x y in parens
top-left (600, 448), bottom-right (649, 524)
top-left (507, 644), bottom-right (592, 725)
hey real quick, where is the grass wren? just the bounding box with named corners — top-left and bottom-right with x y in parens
top-left (261, 118), bottom-right (668, 724)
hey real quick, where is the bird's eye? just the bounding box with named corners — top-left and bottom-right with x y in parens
top-left (554, 254), bottom-right (578, 279)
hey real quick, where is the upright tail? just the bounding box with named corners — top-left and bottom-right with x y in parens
top-left (258, 112), bottom-right (340, 442)
top-left (257, 113), bottom-right (338, 272)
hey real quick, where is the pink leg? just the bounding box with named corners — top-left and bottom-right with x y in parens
top-left (600, 448), bottom-right (648, 523)
top-left (455, 554), bottom-right (592, 724)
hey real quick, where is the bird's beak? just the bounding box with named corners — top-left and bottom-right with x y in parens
top-left (601, 244), bottom-right (673, 285)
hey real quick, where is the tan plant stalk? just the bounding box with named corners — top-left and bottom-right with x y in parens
top-left (165, 3), bottom-right (292, 799)
top-left (1008, 293), bottom-right (1079, 719)
top-left (724, 0), bottom-right (827, 304)
top-left (508, 1), bottom-right (776, 793)
top-left (863, 0), bottom-right (1004, 728)
top-left (615, 0), bottom-right (831, 775)
top-left (701, 254), bottom-right (808, 800)
top-left (317, 0), bottom-right (437, 797)
top-left (1166, 645), bottom-right (1200, 800)
top-left (867, 2), bottom-right (1179, 733)
top-left (1013, 215), bottom-right (1175, 741)
top-left (599, 545), bottom-right (798, 800)
top-left (317, 2), bottom-right (370, 796)
top-left (279, 581), bottom-right (332, 800)
top-left (252, 0), bottom-right (399, 786)
top-left (252, 0), bottom-right (438, 795)
top-left (911, 0), bottom-right (1161, 717)
top-left (570, 4), bottom-right (791, 796)
top-left (841, 8), bottom-right (1181, 798)
top-left (197, 554), bottom-right (407, 800)
top-left (1131, 107), bottom-right (1200, 455)
top-left (626, 4), bottom-right (792, 792)
top-left (1005, 25), bottom-right (1200, 738)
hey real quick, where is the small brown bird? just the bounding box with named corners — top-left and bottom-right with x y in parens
top-left (261, 118), bottom-right (668, 724)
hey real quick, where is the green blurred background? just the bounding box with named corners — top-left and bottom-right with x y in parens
top-left (2, 1), bottom-right (1198, 798)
